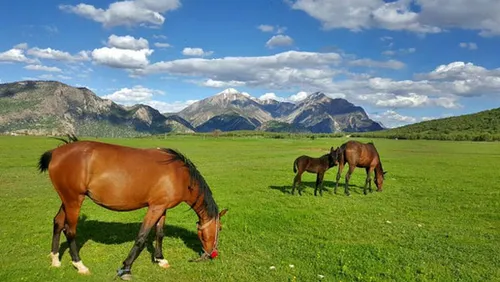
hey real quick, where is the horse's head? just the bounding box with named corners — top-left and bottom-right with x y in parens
top-left (330, 146), bottom-right (340, 166)
top-left (375, 170), bottom-right (387, 191)
top-left (192, 208), bottom-right (228, 262)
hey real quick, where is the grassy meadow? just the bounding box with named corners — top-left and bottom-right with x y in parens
top-left (0, 135), bottom-right (498, 281)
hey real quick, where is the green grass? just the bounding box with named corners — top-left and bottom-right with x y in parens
top-left (0, 135), bottom-right (498, 281)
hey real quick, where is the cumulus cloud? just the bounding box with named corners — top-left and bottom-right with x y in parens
top-left (154, 42), bottom-right (171, 48)
top-left (181, 47), bottom-right (213, 57)
top-left (101, 85), bottom-right (197, 113)
top-left (265, 35), bottom-right (294, 48)
top-left (257, 24), bottom-right (287, 34)
top-left (102, 85), bottom-right (164, 103)
top-left (108, 34), bottom-right (149, 50)
top-left (24, 64), bottom-right (62, 72)
top-left (201, 79), bottom-right (246, 88)
top-left (27, 47), bottom-right (90, 62)
top-left (13, 43), bottom-right (28, 50)
top-left (0, 48), bottom-right (38, 64)
top-left (289, 0), bottom-right (500, 36)
top-left (459, 42), bottom-right (478, 50)
top-left (259, 92), bottom-right (286, 102)
top-left (59, 0), bottom-right (181, 28)
top-left (382, 47), bottom-right (416, 56)
top-left (91, 47), bottom-right (153, 69)
top-left (370, 110), bottom-right (418, 128)
top-left (348, 58), bottom-right (405, 69)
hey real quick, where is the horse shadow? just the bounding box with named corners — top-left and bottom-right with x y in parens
top-left (269, 181), bottom-right (365, 195)
top-left (58, 215), bottom-right (200, 261)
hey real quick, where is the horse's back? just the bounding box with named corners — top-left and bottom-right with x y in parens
top-left (47, 141), bottom-right (189, 210)
top-left (341, 140), bottom-right (380, 167)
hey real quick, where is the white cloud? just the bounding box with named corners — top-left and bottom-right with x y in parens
top-left (102, 85), bottom-right (164, 103)
top-left (201, 79), bottom-right (246, 88)
top-left (59, 0), bottom-right (181, 28)
top-left (0, 48), bottom-right (38, 64)
top-left (265, 35), bottom-right (294, 48)
top-left (144, 99), bottom-right (198, 113)
top-left (101, 85), bottom-right (197, 113)
top-left (257, 24), bottom-right (274, 32)
top-left (13, 43), bottom-right (28, 50)
top-left (154, 42), bottom-right (171, 48)
top-left (153, 34), bottom-right (167, 39)
top-left (259, 92), bottom-right (286, 102)
top-left (382, 47), bottom-right (416, 56)
top-left (181, 47), bottom-right (213, 57)
top-left (257, 24), bottom-right (287, 34)
top-left (371, 110), bottom-right (418, 128)
top-left (91, 47), bottom-right (153, 69)
top-left (24, 64), bottom-right (62, 72)
top-left (27, 47), bottom-right (90, 62)
top-left (108, 34), bottom-right (149, 50)
top-left (348, 58), bottom-right (405, 69)
top-left (289, 0), bottom-right (500, 36)
top-left (459, 42), bottom-right (478, 50)
top-left (289, 91), bottom-right (309, 102)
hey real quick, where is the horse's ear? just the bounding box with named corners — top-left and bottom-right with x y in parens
top-left (219, 208), bottom-right (228, 217)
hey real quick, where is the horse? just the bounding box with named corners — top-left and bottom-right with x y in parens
top-left (334, 140), bottom-right (387, 196)
top-left (37, 135), bottom-right (228, 280)
top-left (292, 147), bottom-right (339, 196)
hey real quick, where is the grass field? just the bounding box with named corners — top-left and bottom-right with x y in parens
top-left (0, 135), bottom-right (499, 282)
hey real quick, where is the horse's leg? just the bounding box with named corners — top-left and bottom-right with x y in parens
top-left (295, 171), bottom-right (303, 196)
top-left (292, 173), bottom-right (300, 195)
top-left (344, 164), bottom-right (355, 196)
top-left (63, 194), bottom-right (89, 274)
top-left (316, 172), bottom-right (325, 196)
top-left (153, 211), bottom-right (169, 268)
top-left (118, 205), bottom-right (166, 280)
top-left (366, 167), bottom-right (374, 194)
top-left (363, 168), bottom-right (371, 195)
top-left (49, 204), bottom-right (65, 267)
top-left (335, 162), bottom-right (344, 194)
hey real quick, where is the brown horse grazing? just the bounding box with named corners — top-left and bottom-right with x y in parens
top-left (292, 147), bottom-right (339, 196)
top-left (334, 140), bottom-right (387, 196)
top-left (38, 135), bottom-right (228, 280)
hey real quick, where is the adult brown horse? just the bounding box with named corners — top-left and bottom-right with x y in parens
top-left (38, 135), bottom-right (228, 280)
top-left (292, 147), bottom-right (339, 196)
top-left (334, 140), bottom-right (387, 196)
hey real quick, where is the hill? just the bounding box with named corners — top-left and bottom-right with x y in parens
top-left (0, 80), bottom-right (193, 137)
top-left (352, 107), bottom-right (500, 141)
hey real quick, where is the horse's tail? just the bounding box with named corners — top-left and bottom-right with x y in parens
top-left (38, 150), bottom-right (52, 173)
top-left (293, 158), bottom-right (298, 173)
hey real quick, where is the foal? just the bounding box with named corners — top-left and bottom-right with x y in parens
top-left (292, 147), bottom-right (339, 196)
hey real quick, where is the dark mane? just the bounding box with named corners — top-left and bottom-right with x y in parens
top-left (160, 148), bottom-right (219, 218)
top-left (51, 133), bottom-right (79, 145)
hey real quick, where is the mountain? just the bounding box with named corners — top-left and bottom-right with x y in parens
top-left (283, 92), bottom-right (384, 133)
top-left (178, 88), bottom-right (273, 128)
top-left (357, 107), bottom-right (500, 141)
top-left (0, 80), bottom-right (193, 136)
top-left (0, 80), bottom-right (384, 136)
top-left (178, 89), bottom-right (382, 133)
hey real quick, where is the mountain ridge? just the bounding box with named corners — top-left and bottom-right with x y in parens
top-left (0, 80), bottom-right (383, 136)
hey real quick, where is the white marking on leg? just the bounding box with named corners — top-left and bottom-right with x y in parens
top-left (49, 252), bottom-right (61, 267)
top-left (72, 260), bottom-right (90, 275)
top-left (155, 258), bottom-right (170, 268)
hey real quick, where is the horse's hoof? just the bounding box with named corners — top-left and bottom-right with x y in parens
top-left (72, 261), bottom-right (90, 275)
top-left (155, 259), bottom-right (170, 269)
top-left (120, 274), bottom-right (133, 281)
top-left (49, 252), bottom-right (61, 267)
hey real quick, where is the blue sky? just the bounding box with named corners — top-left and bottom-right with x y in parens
top-left (1, 0), bottom-right (500, 127)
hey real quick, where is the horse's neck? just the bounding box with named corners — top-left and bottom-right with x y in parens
top-left (187, 190), bottom-right (212, 224)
